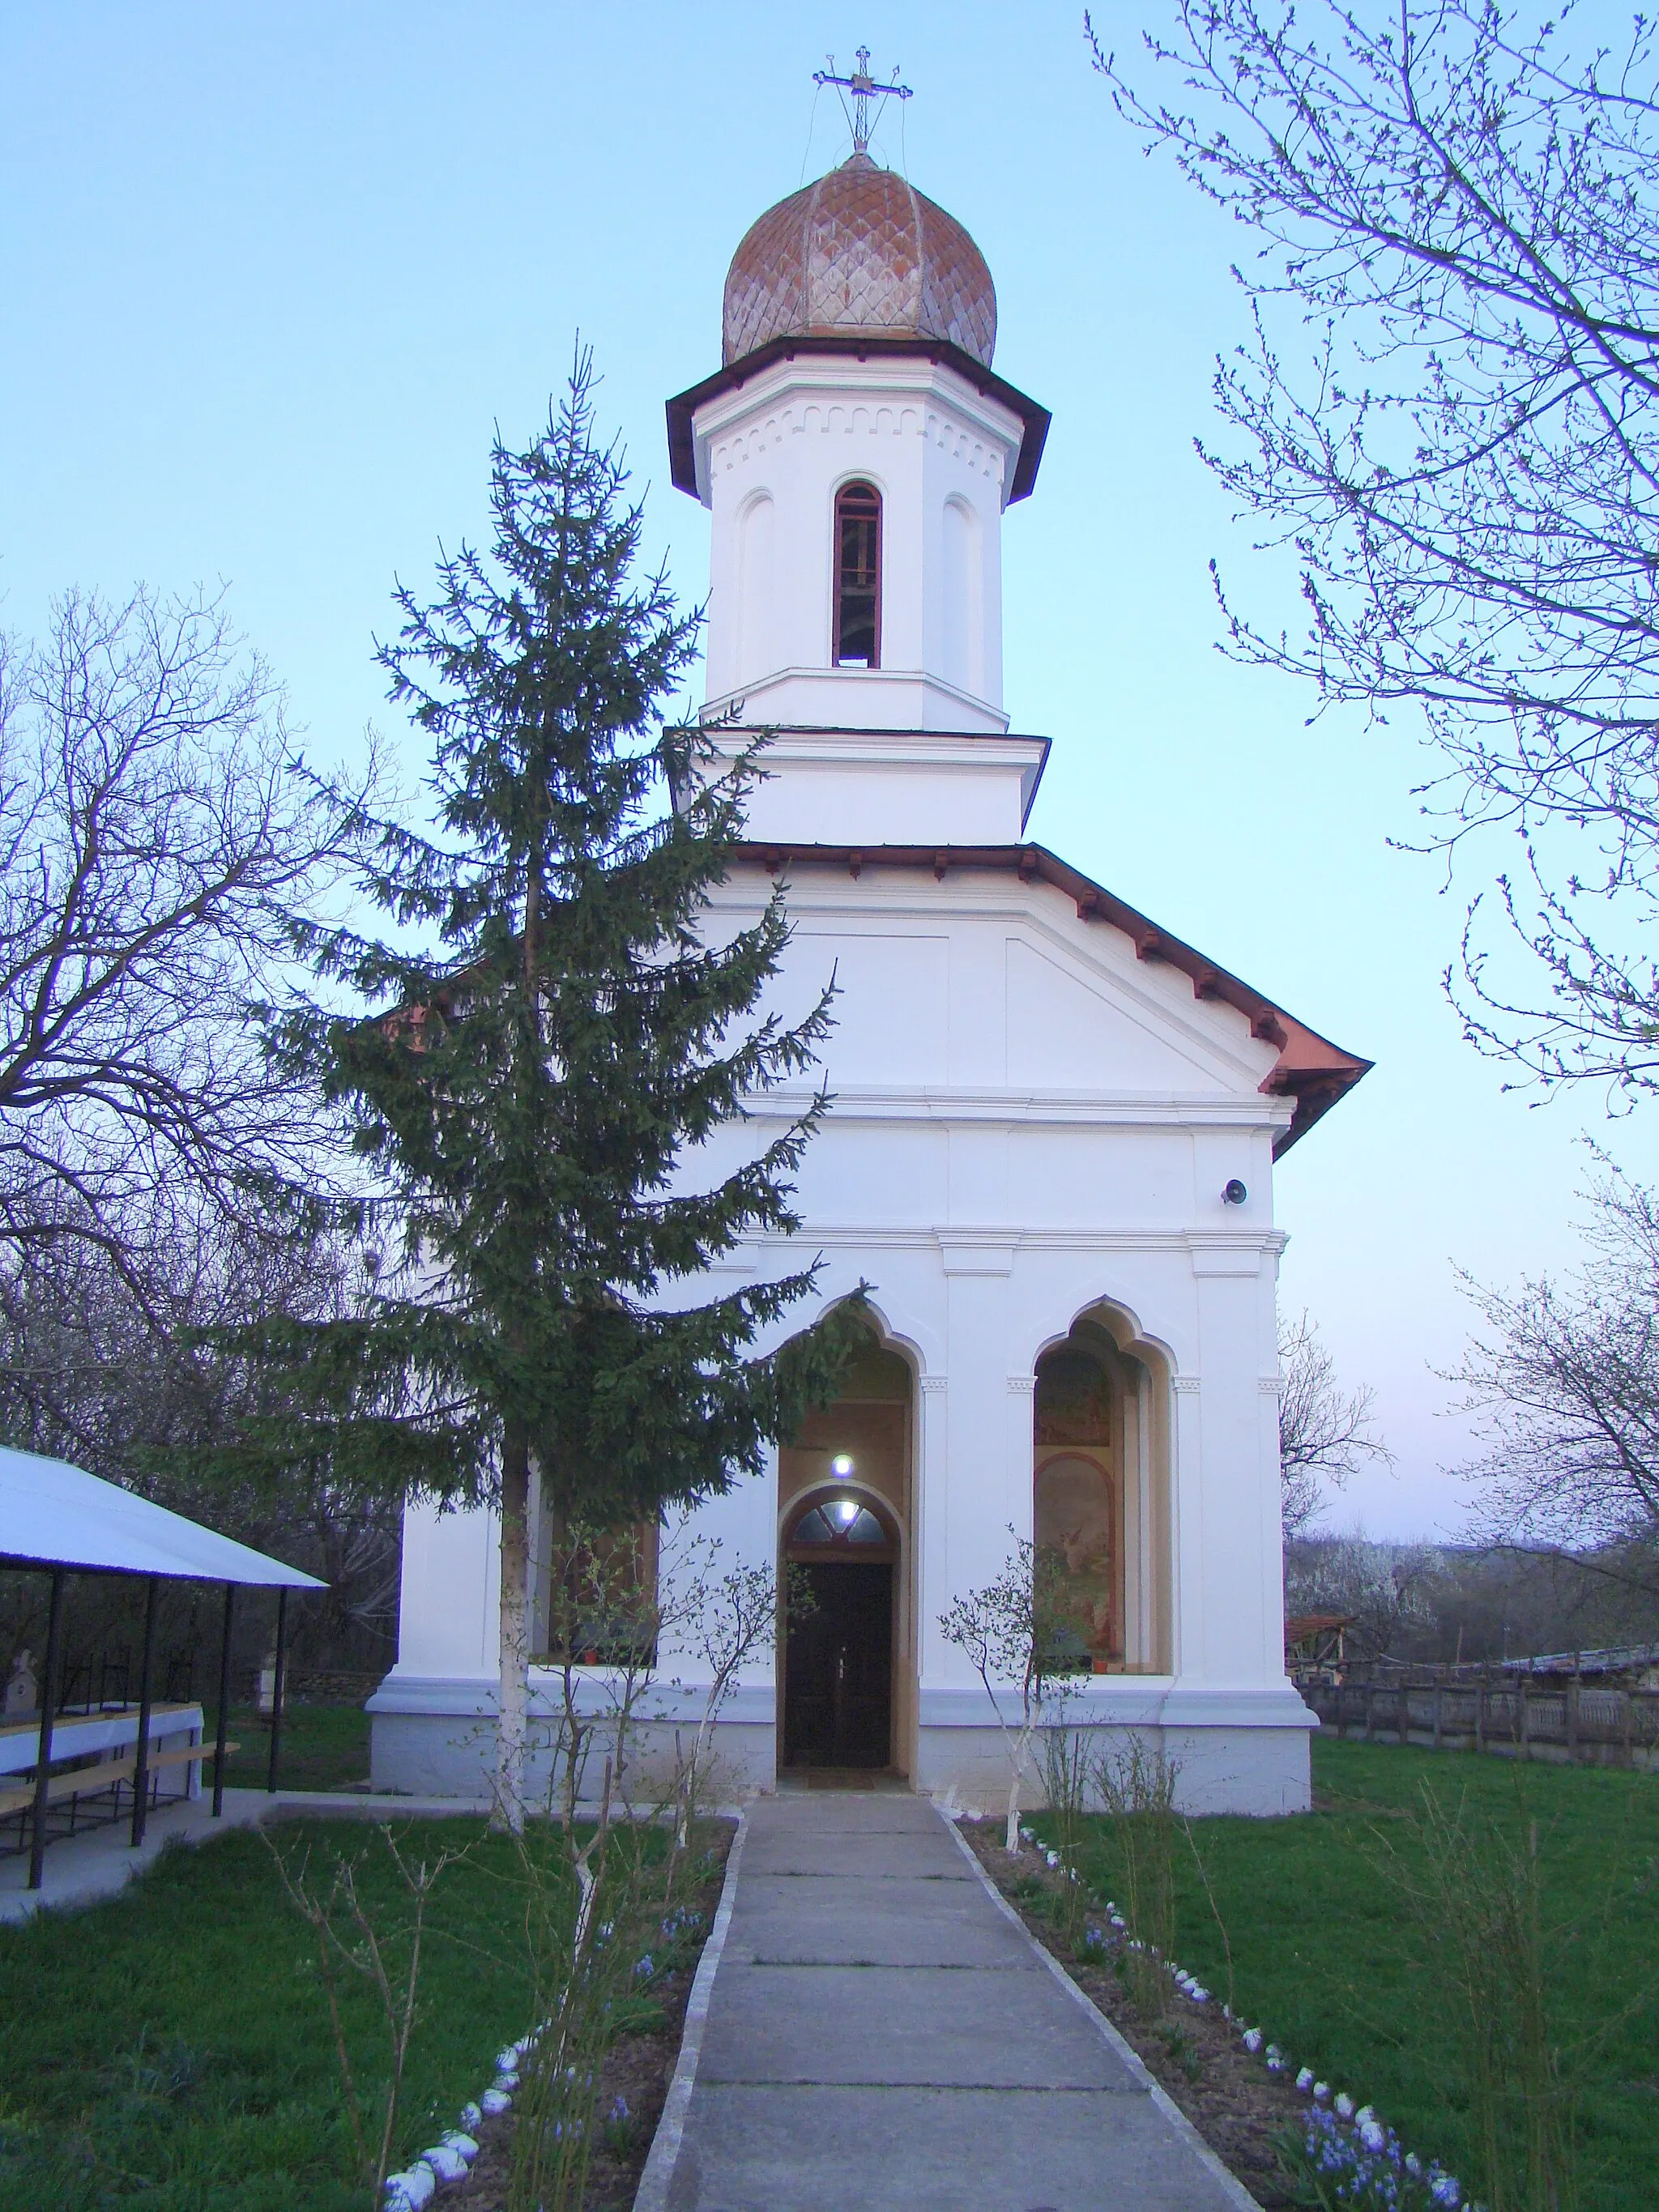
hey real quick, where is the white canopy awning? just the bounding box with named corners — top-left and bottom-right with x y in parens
top-left (0, 1446), bottom-right (325, 1587)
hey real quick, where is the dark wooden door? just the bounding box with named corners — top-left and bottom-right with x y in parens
top-left (783, 1562), bottom-right (893, 1769)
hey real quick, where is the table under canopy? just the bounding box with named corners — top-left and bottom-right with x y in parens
top-left (0, 1445), bottom-right (323, 1888)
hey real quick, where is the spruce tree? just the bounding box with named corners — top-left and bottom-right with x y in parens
top-left (257, 356), bottom-right (858, 1823)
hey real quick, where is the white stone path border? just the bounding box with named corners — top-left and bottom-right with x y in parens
top-left (940, 1812), bottom-right (1263, 2212)
top-left (1018, 1822), bottom-right (1468, 2210)
top-left (384, 1798), bottom-right (1466, 2212)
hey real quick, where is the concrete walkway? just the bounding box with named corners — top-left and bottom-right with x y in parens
top-left (0, 1788), bottom-right (490, 1923)
top-left (642, 1792), bottom-right (1256, 2211)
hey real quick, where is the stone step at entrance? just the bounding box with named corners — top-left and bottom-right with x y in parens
top-left (774, 1765), bottom-right (911, 1793)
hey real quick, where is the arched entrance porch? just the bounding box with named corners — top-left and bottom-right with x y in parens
top-left (776, 1326), bottom-right (915, 1778)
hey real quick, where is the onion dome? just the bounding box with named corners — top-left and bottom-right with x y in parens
top-left (722, 152), bottom-right (996, 369)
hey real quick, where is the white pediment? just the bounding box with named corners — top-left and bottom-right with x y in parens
top-left (753, 893), bottom-right (1280, 1104)
top-left (1004, 934), bottom-right (1269, 1095)
top-left (800, 930), bottom-right (950, 1087)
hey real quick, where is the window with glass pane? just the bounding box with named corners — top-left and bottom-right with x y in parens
top-left (788, 1496), bottom-right (893, 1554)
top-left (834, 481), bottom-right (881, 667)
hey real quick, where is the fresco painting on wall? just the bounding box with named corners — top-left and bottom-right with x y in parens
top-left (1034, 1349), bottom-right (1120, 1668)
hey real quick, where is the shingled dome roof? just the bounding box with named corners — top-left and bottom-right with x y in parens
top-left (723, 153), bottom-right (997, 369)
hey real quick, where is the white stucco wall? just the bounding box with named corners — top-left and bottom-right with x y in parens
top-left (693, 352), bottom-right (1022, 736)
top-left (371, 855), bottom-right (1316, 1814)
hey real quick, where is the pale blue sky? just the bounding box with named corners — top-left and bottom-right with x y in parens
top-left (4, 1), bottom-right (1647, 1536)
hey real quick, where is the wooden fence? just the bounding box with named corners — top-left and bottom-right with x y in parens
top-left (1302, 1675), bottom-right (1659, 1771)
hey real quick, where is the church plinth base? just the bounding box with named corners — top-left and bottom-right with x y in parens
top-left (911, 1681), bottom-right (1317, 1818)
top-left (911, 1723), bottom-right (1312, 1818)
top-left (368, 1675), bottom-right (1316, 1817)
top-left (365, 1674), bottom-right (781, 1804)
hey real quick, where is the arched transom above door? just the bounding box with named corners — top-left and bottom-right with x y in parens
top-left (786, 1489), bottom-right (898, 1562)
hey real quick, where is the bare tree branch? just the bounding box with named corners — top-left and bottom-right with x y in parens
top-left (1091, 0), bottom-right (1659, 1094)
top-left (0, 1220), bottom-right (400, 1660)
top-left (0, 586), bottom-right (370, 1267)
top-left (1450, 1153), bottom-right (1659, 1545)
top-left (1278, 1306), bottom-right (1392, 1534)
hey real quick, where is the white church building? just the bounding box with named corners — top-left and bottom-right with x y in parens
top-left (369, 132), bottom-right (1367, 1817)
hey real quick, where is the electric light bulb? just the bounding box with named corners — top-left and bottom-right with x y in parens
top-left (831, 1452), bottom-right (855, 1476)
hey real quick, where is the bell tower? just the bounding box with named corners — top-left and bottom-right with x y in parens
top-left (666, 83), bottom-right (1050, 846)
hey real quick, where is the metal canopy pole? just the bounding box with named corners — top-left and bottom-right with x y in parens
top-left (266, 1586), bottom-right (288, 1794)
top-left (27, 1569), bottom-right (67, 1891)
top-left (211, 1583), bottom-right (235, 1818)
top-left (129, 1574), bottom-right (160, 1849)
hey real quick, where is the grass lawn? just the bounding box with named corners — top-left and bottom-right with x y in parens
top-left (0, 1813), bottom-right (678, 2210)
top-left (208, 1703), bottom-right (372, 1794)
top-left (1041, 1737), bottom-right (1659, 2210)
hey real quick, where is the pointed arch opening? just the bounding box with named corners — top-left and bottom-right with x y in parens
top-left (777, 1311), bottom-right (915, 1775)
top-left (833, 479), bottom-right (882, 668)
top-left (1031, 1308), bottom-right (1174, 1675)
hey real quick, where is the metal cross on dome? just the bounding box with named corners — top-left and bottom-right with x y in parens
top-left (814, 46), bottom-right (912, 156)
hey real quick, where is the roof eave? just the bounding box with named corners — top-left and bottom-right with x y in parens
top-left (727, 838), bottom-right (1371, 1155)
top-left (666, 335), bottom-right (1051, 505)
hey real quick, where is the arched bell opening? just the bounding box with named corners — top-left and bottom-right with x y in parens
top-left (832, 479), bottom-right (882, 668)
top-left (1033, 1310), bottom-right (1173, 1676)
top-left (777, 1317), bottom-right (915, 1776)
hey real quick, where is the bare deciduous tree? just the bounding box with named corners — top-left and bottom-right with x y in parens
top-left (938, 1532), bottom-right (1072, 1851)
top-left (1278, 1307), bottom-right (1392, 1535)
top-left (0, 586), bottom-right (365, 1271)
top-left (1452, 1160), bottom-right (1659, 1548)
top-left (1285, 1527), bottom-right (1659, 1658)
top-left (659, 1538), bottom-right (794, 1844)
top-left (0, 1221), bottom-right (400, 1665)
top-left (1092, 0), bottom-right (1659, 1093)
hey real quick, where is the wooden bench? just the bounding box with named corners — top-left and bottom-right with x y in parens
top-left (149, 1739), bottom-right (239, 1772)
top-left (0, 1754), bottom-right (134, 1819)
top-left (0, 1741), bottom-right (239, 1820)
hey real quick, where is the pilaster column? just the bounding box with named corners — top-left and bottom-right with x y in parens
top-left (1170, 1375), bottom-right (1202, 1681)
top-left (916, 1372), bottom-right (950, 1681)
top-left (1178, 1241), bottom-right (1281, 1686)
top-left (932, 1235), bottom-right (1016, 1685)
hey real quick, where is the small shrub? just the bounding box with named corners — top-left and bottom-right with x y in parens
top-left (1091, 1738), bottom-right (1179, 2020)
top-left (1040, 1727), bottom-right (1092, 1944)
top-left (599, 2094), bottom-right (634, 2159)
top-left (1158, 2022), bottom-right (1203, 2083)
